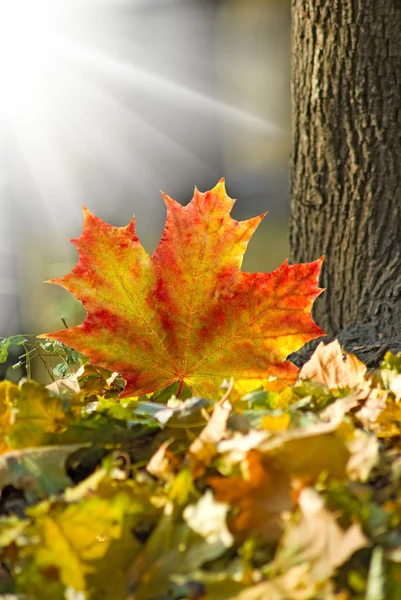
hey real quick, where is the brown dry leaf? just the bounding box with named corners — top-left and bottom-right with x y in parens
top-left (346, 429), bottom-right (379, 482)
top-left (47, 364), bottom-right (122, 400)
top-left (354, 388), bottom-right (388, 429)
top-left (231, 570), bottom-right (344, 600)
top-left (319, 392), bottom-right (362, 423)
top-left (147, 439), bottom-right (182, 483)
top-left (208, 450), bottom-right (294, 542)
top-left (389, 373), bottom-right (401, 401)
top-left (46, 376), bottom-right (80, 398)
top-left (46, 364), bottom-right (86, 398)
top-left (271, 488), bottom-right (367, 599)
top-left (77, 364), bottom-right (122, 398)
top-left (189, 400), bottom-right (232, 477)
top-left (231, 576), bottom-right (302, 600)
top-left (355, 388), bottom-right (401, 438)
top-left (216, 430), bottom-right (269, 465)
top-left (300, 340), bottom-right (367, 389)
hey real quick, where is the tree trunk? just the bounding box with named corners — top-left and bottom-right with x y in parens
top-left (289, 0), bottom-right (401, 338)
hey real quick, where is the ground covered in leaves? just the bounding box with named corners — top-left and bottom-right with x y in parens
top-left (2, 340), bottom-right (401, 599)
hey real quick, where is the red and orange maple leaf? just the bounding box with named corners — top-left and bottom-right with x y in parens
top-left (40, 180), bottom-right (324, 399)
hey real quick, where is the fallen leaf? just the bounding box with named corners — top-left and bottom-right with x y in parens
top-left (0, 381), bottom-right (15, 454)
top-left (300, 340), bottom-right (367, 390)
top-left (319, 393), bottom-right (362, 423)
top-left (40, 180), bottom-right (324, 399)
top-left (261, 412), bottom-right (291, 432)
top-left (9, 382), bottom-right (68, 448)
top-left (153, 397), bottom-right (212, 428)
top-left (346, 430), bottom-right (379, 482)
top-left (127, 495), bottom-right (232, 600)
top-left (189, 400), bottom-right (232, 476)
top-left (258, 425), bottom-right (351, 484)
top-left (355, 388), bottom-right (401, 438)
top-left (355, 388), bottom-right (388, 430)
top-left (209, 450), bottom-right (294, 542)
top-left (0, 445), bottom-right (86, 501)
top-left (272, 488), bottom-right (367, 599)
top-left (219, 419), bottom-right (352, 485)
top-left (147, 439), bottom-right (182, 483)
top-left (183, 489), bottom-right (234, 548)
top-left (46, 376), bottom-right (80, 398)
top-left (231, 570), bottom-right (342, 600)
top-left (28, 493), bottom-right (141, 595)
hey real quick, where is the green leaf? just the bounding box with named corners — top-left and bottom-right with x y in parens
top-left (53, 362), bottom-right (69, 378)
top-left (0, 445), bottom-right (86, 501)
top-left (9, 335), bottom-right (29, 345)
top-left (0, 338), bottom-right (11, 363)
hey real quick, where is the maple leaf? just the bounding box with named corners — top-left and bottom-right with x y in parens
top-left (40, 180), bottom-right (324, 399)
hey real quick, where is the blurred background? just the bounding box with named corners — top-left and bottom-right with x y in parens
top-left (0, 0), bottom-right (291, 374)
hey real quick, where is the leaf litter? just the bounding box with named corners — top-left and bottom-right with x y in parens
top-left (1, 183), bottom-right (401, 598)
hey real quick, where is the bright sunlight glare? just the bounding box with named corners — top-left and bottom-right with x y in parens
top-left (0, 0), bottom-right (69, 120)
top-left (0, 0), bottom-right (290, 337)
top-left (0, 0), bottom-right (283, 228)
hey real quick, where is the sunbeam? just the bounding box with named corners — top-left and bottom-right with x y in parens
top-left (1, 0), bottom-right (283, 219)
top-left (0, 0), bottom-right (291, 338)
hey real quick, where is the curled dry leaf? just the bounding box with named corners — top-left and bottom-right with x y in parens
top-left (355, 388), bottom-right (401, 438)
top-left (46, 376), bottom-right (80, 398)
top-left (346, 429), bottom-right (379, 482)
top-left (300, 340), bottom-right (367, 390)
top-left (319, 392), bottom-right (362, 423)
top-left (40, 180), bottom-right (324, 399)
top-left (147, 439), bottom-right (182, 483)
top-left (355, 388), bottom-right (388, 429)
top-left (189, 399), bottom-right (232, 477)
top-left (47, 364), bottom-right (122, 400)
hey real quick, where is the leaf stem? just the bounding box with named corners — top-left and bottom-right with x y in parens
top-left (22, 342), bottom-right (31, 379)
top-left (177, 379), bottom-right (184, 398)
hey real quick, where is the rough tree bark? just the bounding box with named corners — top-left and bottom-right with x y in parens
top-left (290, 0), bottom-right (401, 338)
